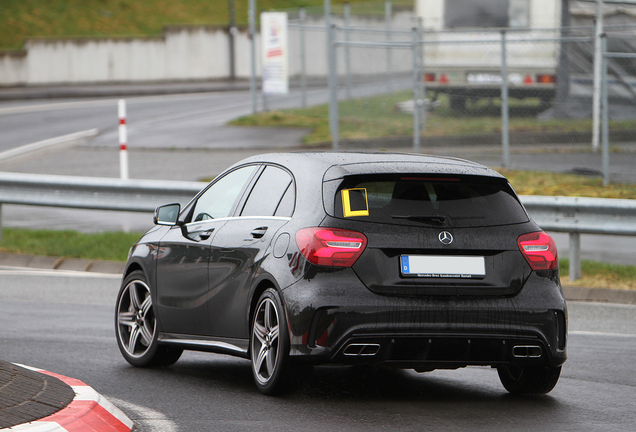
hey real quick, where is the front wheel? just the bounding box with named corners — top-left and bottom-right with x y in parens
top-left (250, 288), bottom-right (293, 395)
top-left (115, 270), bottom-right (182, 367)
top-left (497, 364), bottom-right (562, 395)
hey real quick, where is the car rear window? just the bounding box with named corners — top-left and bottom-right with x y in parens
top-left (333, 174), bottom-right (528, 228)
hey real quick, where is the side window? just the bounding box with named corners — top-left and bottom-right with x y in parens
top-left (191, 166), bottom-right (257, 222)
top-left (241, 166), bottom-right (294, 217)
top-left (274, 183), bottom-right (295, 217)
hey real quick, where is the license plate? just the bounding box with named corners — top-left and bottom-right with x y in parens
top-left (400, 255), bottom-right (486, 278)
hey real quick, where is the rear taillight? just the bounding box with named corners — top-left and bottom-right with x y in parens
top-left (536, 74), bottom-right (556, 83)
top-left (517, 231), bottom-right (558, 270)
top-left (424, 73), bottom-right (436, 82)
top-left (296, 227), bottom-right (367, 267)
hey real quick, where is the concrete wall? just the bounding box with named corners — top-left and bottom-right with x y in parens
top-left (0, 12), bottom-right (415, 86)
top-left (0, 26), bottom-right (253, 86)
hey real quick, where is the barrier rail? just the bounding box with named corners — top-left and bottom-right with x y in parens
top-left (519, 195), bottom-right (636, 281)
top-left (0, 172), bottom-right (633, 281)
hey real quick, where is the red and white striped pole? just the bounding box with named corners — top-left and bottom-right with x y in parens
top-left (118, 99), bottom-right (129, 180)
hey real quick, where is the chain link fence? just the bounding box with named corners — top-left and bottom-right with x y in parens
top-left (253, 1), bottom-right (636, 183)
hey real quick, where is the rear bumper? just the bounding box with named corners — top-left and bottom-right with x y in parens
top-left (281, 268), bottom-right (567, 369)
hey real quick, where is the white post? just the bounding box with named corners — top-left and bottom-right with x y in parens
top-left (118, 99), bottom-right (129, 180)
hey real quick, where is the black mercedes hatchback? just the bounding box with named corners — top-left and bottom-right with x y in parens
top-left (116, 152), bottom-right (567, 395)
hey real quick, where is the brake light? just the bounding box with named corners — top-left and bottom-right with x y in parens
top-left (424, 73), bottom-right (436, 82)
top-left (517, 231), bottom-right (558, 270)
top-left (296, 227), bottom-right (367, 267)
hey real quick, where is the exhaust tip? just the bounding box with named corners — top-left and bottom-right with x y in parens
top-left (343, 343), bottom-right (380, 356)
top-left (512, 345), bottom-right (542, 358)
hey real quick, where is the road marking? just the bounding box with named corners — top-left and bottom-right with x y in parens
top-left (0, 128), bottom-right (99, 162)
top-left (570, 330), bottom-right (636, 338)
top-left (0, 91), bottom-right (250, 116)
top-left (0, 266), bottom-right (121, 279)
top-left (109, 397), bottom-right (178, 432)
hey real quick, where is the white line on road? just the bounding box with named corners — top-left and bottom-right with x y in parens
top-left (569, 330), bottom-right (636, 338)
top-left (0, 90), bottom-right (251, 116)
top-left (109, 397), bottom-right (179, 432)
top-left (0, 128), bottom-right (99, 162)
top-left (0, 266), bottom-right (121, 279)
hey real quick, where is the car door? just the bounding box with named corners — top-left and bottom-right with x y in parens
top-left (155, 165), bottom-right (259, 336)
top-left (206, 165), bottom-right (295, 339)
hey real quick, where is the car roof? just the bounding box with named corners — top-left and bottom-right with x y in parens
top-left (232, 151), bottom-right (504, 180)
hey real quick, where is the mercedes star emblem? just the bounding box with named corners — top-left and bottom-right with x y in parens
top-left (438, 231), bottom-right (453, 245)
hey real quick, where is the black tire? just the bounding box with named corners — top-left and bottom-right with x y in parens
top-left (115, 270), bottom-right (182, 367)
top-left (250, 288), bottom-right (293, 395)
top-left (497, 364), bottom-right (562, 395)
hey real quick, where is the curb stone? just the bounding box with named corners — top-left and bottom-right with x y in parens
top-left (0, 362), bottom-right (133, 432)
top-left (0, 252), bottom-right (634, 305)
top-left (0, 253), bottom-right (123, 275)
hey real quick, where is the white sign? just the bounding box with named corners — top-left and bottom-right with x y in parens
top-left (261, 12), bottom-right (288, 94)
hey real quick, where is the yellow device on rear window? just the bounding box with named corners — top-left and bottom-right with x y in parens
top-left (342, 188), bottom-right (369, 217)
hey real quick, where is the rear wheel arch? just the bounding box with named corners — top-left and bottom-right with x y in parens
top-left (248, 279), bottom-right (280, 339)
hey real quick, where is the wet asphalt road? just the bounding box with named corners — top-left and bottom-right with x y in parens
top-left (0, 268), bottom-right (635, 432)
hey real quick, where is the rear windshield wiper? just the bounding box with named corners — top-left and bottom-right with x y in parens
top-left (391, 215), bottom-right (447, 225)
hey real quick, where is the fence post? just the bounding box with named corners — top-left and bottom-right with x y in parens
top-left (601, 34), bottom-right (610, 186)
top-left (249, 0), bottom-right (258, 114)
top-left (325, 0), bottom-right (339, 149)
top-left (344, 3), bottom-right (352, 99)
top-left (569, 232), bottom-right (581, 281)
top-left (418, 18), bottom-right (426, 148)
top-left (412, 26), bottom-right (420, 153)
top-left (592, 0), bottom-right (604, 152)
top-left (385, 1), bottom-right (393, 93)
top-left (300, 7), bottom-right (307, 108)
top-left (500, 30), bottom-right (510, 169)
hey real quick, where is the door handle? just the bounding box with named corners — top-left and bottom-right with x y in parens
top-left (199, 228), bottom-right (215, 240)
top-left (251, 227), bottom-right (268, 239)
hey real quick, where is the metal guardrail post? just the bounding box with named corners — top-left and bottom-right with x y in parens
top-left (569, 232), bottom-right (582, 282)
top-left (500, 30), bottom-right (510, 169)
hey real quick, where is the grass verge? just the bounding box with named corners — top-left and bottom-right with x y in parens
top-left (560, 259), bottom-right (636, 290)
top-left (0, 228), bottom-right (142, 262)
top-left (1, 227), bottom-right (634, 291)
top-left (229, 92), bottom-right (636, 144)
top-left (1, 0), bottom-right (379, 51)
top-left (500, 169), bottom-right (636, 199)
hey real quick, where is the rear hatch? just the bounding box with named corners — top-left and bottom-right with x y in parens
top-left (324, 173), bottom-right (535, 296)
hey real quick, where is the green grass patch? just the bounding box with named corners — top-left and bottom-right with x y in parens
top-left (0, 0), bottom-right (377, 51)
top-left (230, 91), bottom-right (636, 144)
top-left (0, 228), bottom-right (142, 262)
top-left (560, 259), bottom-right (636, 290)
top-left (501, 169), bottom-right (636, 199)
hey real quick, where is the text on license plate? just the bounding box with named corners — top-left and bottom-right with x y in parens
top-left (400, 255), bottom-right (486, 278)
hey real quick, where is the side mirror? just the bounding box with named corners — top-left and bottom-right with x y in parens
top-left (154, 203), bottom-right (181, 226)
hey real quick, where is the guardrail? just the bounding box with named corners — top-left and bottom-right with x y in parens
top-left (0, 172), bottom-right (634, 281)
top-left (519, 195), bottom-right (636, 281)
